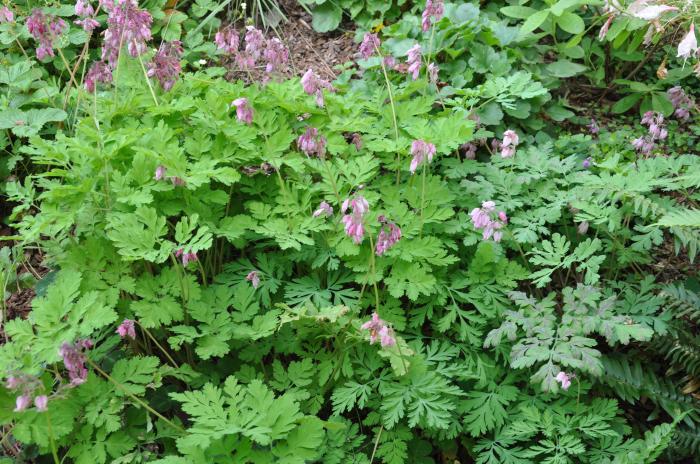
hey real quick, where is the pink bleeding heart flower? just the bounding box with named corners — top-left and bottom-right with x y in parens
top-left (677, 24), bottom-right (698, 59)
top-left (231, 97), bottom-right (254, 124)
top-left (246, 270), bottom-right (260, 289)
top-left (410, 140), bottom-right (436, 174)
top-left (555, 371), bottom-right (572, 390)
top-left (116, 319), bottom-right (136, 339)
top-left (34, 395), bottom-right (48, 412)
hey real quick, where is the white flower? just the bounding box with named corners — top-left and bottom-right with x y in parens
top-left (677, 24), bottom-right (698, 59)
top-left (633, 5), bottom-right (678, 20)
top-left (198, 59), bottom-right (207, 65)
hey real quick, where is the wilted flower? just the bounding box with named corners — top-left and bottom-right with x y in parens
top-left (588, 118), bottom-right (600, 135)
top-left (500, 129), bottom-right (519, 158)
top-left (407, 44), bottom-right (422, 80)
top-left (421, 0), bottom-right (444, 32)
top-left (116, 319), bottom-right (136, 339)
top-left (428, 62), bottom-right (439, 84)
top-left (313, 201), bottom-right (334, 218)
top-left (358, 32), bottom-right (380, 59)
top-left (461, 142), bottom-right (477, 159)
top-left (102, 0), bottom-right (153, 67)
top-left (555, 371), bottom-right (572, 390)
top-left (375, 216), bottom-right (402, 256)
top-left (667, 86), bottom-right (694, 121)
top-left (214, 28), bottom-right (240, 54)
top-left (246, 270), bottom-right (260, 289)
top-left (577, 221), bottom-right (589, 235)
top-left (632, 136), bottom-right (654, 155)
top-left (351, 132), bottom-right (363, 150)
top-left (410, 140), bottom-right (436, 174)
top-left (175, 248), bottom-right (197, 266)
top-left (244, 26), bottom-right (265, 62)
top-left (677, 23), bottom-right (698, 59)
top-left (301, 68), bottom-right (333, 107)
top-left (342, 195), bottom-right (369, 244)
top-left (471, 200), bottom-right (507, 242)
top-left (34, 395), bottom-right (49, 412)
top-left (632, 4), bottom-right (678, 20)
top-left (147, 40), bottom-right (183, 91)
top-left (170, 176), bottom-right (186, 186)
top-left (0, 6), bottom-right (14, 23)
top-left (14, 394), bottom-right (32, 412)
top-left (263, 37), bottom-right (289, 73)
top-left (84, 60), bottom-right (113, 92)
top-left (231, 97), bottom-right (254, 124)
top-left (599, 15), bottom-right (614, 40)
top-left (75, 0), bottom-right (94, 17)
top-left (59, 340), bottom-right (92, 387)
top-left (297, 127), bottom-right (327, 157)
top-left (361, 312), bottom-right (396, 347)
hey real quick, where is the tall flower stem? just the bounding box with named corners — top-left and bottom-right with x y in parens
top-left (46, 411), bottom-right (60, 464)
top-left (369, 425), bottom-right (384, 463)
top-left (136, 321), bottom-right (179, 369)
top-left (418, 162), bottom-right (428, 238)
top-left (367, 234), bottom-right (381, 314)
top-left (86, 357), bottom-right (186, 433)
top-left (373, 44), bottom-right (401, 186)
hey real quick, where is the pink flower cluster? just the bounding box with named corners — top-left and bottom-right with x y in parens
top-left (59, 339), bottom-right (92, 387)
top-left (75, 0), bottom-right (99, 32)
top-left (231, 97), bottom-right (254, 124)
top-left (85, 60), bottom-right (113, 92)
top-left (147, 40), bottom-right (183, 91)
top-left (421, 0), bottom-right (444, 32)
top-left (410, 140), bottom-right (436, 174)
top-left (101, 0), bottom-right (153, 67)
top-left (0, 6), bottom-right (14, 23)
top-left (632, 111), bottom-right (667, 155)
top-left (667, 86), bottom-right (695, 121)
top-left (358, 32), bottom-right (380, 60)
top-left (301, 68), bottom-right (334, 107)
top-left (215, 26), bottom-right (289, 76)
top-left (297, 127), bottom-right (327, 157)
top-left (313, 201), bottom-right (334, 218)
top-left (470, 201), bottom-right (507, 242)
top-left (342, 195), bottom-right (369, 244)
top-left (461, 142), bottom-right (477, 159)
top-left (361, 312), bottom-right (396, 347)
top-left (556, 371), bottom-right (572, 390)
top-left (246, 270), bottom-right (260, 288)
top-left (499, 130), bottom-right (519, 158)
top-left (26, 9), bottom-right (67, 60)
top-left (407, 44), bottom-right (422, 80)
top-left (116, 319), bottom-right (136, 339)
top-left (175, 248), bottom-right (197, 266)
top-left (375, 216), bottom-right (401, 256)
top-left (6, 374), bottom-right (48, 413)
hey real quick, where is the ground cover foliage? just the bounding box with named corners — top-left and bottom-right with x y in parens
top-left (1, 0), bottom-right (700, 462)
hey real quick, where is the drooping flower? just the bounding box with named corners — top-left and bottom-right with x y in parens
top-left (500, 130), bottom-right (519, 158)
top-left (154, 165), bottom-right (167, 181)
top-left (406, 44), bottom-right (422, 80)
top-left (75, 0), bottom-right (94, 17)
top-left (27, 9), bottom-right (67, 60)
top-left (0, 6), bottom-right (14, 23)
top-left (170, 176), bottom-right (186, 186)
top-left (244, 26), bottom-right (265, 63)
top-left (470, 201), bottom-right (507, 242)
top-left (34, 395), bottom-right (49, 412)
top-left (361, 312), bottom-right (396, 347)
top-left (102, 0), bottom-right (153, 67)
top-left (427, 62), bottom-right (439, 84)
top-left (555, 371), bottom-right (572, 390)
top-left (147, 40), bottom-right (183, 91)
top-left (677, 24), bottom-right (698, 59)
top-left (375, 216), bottom-right (401, 256)
top-left (577, 221), bottom-right (589, 235)
top-left (246, 270), bottom-right (260, 289)
top-left (667, 86), bottom-right (694, 121)
top-left (461, 142), bottom-right (477, 159)
top-left (231, 97), bottom-right (254, 124)
top-left (76, 16), bottom-right (100, 32)
top-left (214, 28), bottom-right (240, 54)
top-left (301, 68), bottom-right (333, 107)
top-left (313, 201), bottom-right (334, 218)
top-left (297, 127), bottom-right (327, 158)
top-left (409, 140), bottom-right (436, 174)
top-left (421, 0), bottom-right (444, 32)
top-left (5, 376), bottom-right (22, 389)
top-left (59, 340), bottom-right (92, 387)
top-left (341, 195), bottom-right (369, 244)
top-left (84, 60), bottom-right (113, 92)
top-left (263, 37), bottom-right (289, 73)
top-left (350, 132), bottom-right (363, 150)
top-left (116, 319), bottom-right (136, 339)
top-left (14, 394), bottom-right (31, 412)
top-left (632, 5), bottom-right (678, 20)
top-left (588, 118), bottom-right (600, 135)
top-left (175, 248), bottom-right (197, 266)
top-left (358, 32), bottom-right (380, 59)
top-left (636, 111), bottom-right (667, 155)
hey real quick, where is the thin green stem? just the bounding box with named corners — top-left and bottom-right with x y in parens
top-left (135, 321), bottom-right (179, 369)
top-left (367, 234), bottom-right (381, 314)
top-left (418, 161), bottom-right (427, 238)
top-left (86, 357), bottom-right (186, 433)
top-left (56, 48), bottom-right (81, 91)
top-left (373, 43), bottom-right (401, 186)
top-left (369, 425), bottom-right (384, 464)
top-left (137, 53), bottom-right (159, 106)
top-left (46, 411), bottom-right (60, 464)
